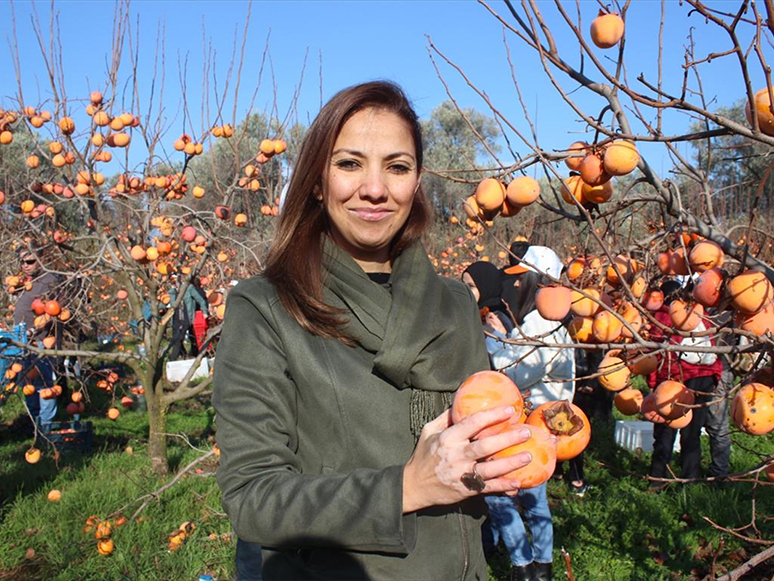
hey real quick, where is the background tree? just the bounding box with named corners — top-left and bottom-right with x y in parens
top-left (0, 3), bottom-right (300, 475)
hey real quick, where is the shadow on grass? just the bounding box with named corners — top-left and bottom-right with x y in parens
top-left (0, 556), bottom-right (56, 581)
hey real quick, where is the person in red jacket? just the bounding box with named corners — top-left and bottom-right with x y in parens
top-left (646, 280), bottom-right (723, 490)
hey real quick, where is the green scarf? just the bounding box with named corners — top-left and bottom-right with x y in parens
top-left (322, 237), bottom-right (489, 438)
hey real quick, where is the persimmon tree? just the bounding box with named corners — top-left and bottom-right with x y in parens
top-left (0, 2), bottom-right (301, 474)
top-left (424, 0), bottom-right (774, 575)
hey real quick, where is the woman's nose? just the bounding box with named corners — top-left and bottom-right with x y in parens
top-left (359, 169), bottom-right (388, 200)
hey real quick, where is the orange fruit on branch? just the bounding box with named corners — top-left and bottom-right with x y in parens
top-left (506, 176), bottom-right (540, 207)
top-left (583, 180), bottom-right (613, 204)
top-left (603, 140), bottom-right (639, 176)
top-left (25, 447), bottom-right (41, 464)
top-left (614, 388), bottom-right (644, 415)
top-left (640, 392), bottom-right (668, 424)
top-left (570, 288), bottom-right (602, 317)
top-left (474, 178), bottom-right (506, 213)
top-left (728, 270), bottom-right (773, 314)
top-left (688, 240), bottom-right (724, 272)
top-left (598, 355), bottom-right (630, 392)
top-left (669, 299), bottom-right (704, 332)
top-left (561, 175), bottom-right (589, 205)
top-left (735, 301), bottom-right (774, 336)
top-left (745, 87), bottom-right (774, 136)
top-left (564, 141), bottom-right (588, 171)
top-left (58, 116), bottom-right (75, 135)
top-left (731, 383), bottom-right (774, 435)
top-left (592, 310), bottom-right (623, 343)
top-left (653, 380), bottom-right (694, 420)
top-left (536, 285), bottom-right (571, 321)
top-left (568, 316), bottom-right (594, 343)
top-left (579, 152), bottom-right (611, 187)
top-left (590, 11), bottom-right (625, 49)
top-left (692, 267), bottom-right (724, 308)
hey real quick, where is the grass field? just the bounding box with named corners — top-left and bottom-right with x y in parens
top-left (1, 389), bottom-right (772, 581)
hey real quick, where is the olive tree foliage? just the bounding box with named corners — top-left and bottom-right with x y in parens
top-left (421, 100), bottom-right (502, 253)
top-left (689, 101), bottom-right (774, 250)
top-left (422, 101), bottom-right (499, 217)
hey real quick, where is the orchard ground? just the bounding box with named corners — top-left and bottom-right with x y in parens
top-left (0, 362), bottom-right (772, 581)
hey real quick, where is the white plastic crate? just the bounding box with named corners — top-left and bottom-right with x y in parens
top-left (614, 420), bottom-right (654, 453)
top-left (165, 357), bottom-right (209, 382)
top-left (614, 420), bottom-right (682, 453)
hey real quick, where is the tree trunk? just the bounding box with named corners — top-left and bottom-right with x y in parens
top-left (145, 373), bottom-right (169, 476)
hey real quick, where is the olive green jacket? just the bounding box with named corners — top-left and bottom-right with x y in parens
top-left (213, 271), bottom-right (490, 580)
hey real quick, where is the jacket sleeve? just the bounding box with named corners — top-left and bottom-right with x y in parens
top-left (212, 284), bottom-right (417, 553)
top-left (194, 288), bottom-right (209, 313)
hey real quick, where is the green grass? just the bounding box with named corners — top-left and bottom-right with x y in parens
top-left (0, 394), bottom-right (232, 581)
top-left (485, 416), bottom-right (774, 581)
top-left (1, 391), bottom-right (772, 581)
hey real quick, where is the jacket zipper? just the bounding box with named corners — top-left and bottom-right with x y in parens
top-left (457, 508), bottom-right (469, 581)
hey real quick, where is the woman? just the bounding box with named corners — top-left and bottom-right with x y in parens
top-left (213, 81), bottom-right (535, 580)
top-left (484, 268), bottom-right (575, 581)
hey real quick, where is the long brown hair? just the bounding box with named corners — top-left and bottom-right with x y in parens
top-left (263, 81), bottom-right (431, 341)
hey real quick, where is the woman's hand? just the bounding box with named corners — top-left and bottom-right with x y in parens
top-left (402, 406), bottom-right (534, 514)
top-left (484, 312), bottom-right (507, 335)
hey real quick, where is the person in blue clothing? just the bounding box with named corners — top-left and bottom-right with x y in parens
top-left (12, 245), bottom-right (61, 433)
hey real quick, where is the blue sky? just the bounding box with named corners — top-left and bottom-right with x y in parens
top-left (0, 1), bottom-right (765, 176)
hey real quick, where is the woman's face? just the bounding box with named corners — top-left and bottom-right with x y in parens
top-left (461, 272), bottom-right (480, 302)
top-left (321, 107), bottom-right (419, 271)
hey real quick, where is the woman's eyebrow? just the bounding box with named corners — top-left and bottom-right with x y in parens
top-left (331, 148), bottom-right (415, 161)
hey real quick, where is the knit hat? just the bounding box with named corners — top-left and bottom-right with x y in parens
top-left (463, 261), bottom-right (504, 311)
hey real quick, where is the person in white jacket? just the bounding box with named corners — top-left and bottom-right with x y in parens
top-left (476, 252), bottom-right (575, 581)
top-left (492, 247), bottom-right (575, 405)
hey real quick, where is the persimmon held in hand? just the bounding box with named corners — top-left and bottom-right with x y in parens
top-left (451, 371), bottom-right (524, 439)
top-left (488, 425), bottom-right (557, 489)
top-left (525, 400), bottom-right (590, 461)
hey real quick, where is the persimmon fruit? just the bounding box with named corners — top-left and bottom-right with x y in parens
top-left (525, 400), bottom-right (590, 461)
top-left (535, 285), bottom-right (571, 321)
top-left (488, 424), bottom-right (557, 489)
top-left (614, 388), bottom-right (644, 415)
top-left (688, 241), bottom-right (724, 272)
top-left (745, 87), bottom-right (774, 136)
top-left (603, 140), bottom-right (639, 175)
top-left (731, 383), bottom-right (774, 435)
top-left (653, 380), bottom-right (694, 420)
top-left (590, 12), bottom-right (625, 49)
top-left (669, 299), bottom-right (704, 332)
top-left (598, 356), bottom-right (630, 392)
top-left (474, 178), bottom-right (506, 212)
top-left (505, 176), bottom-right (540, 207)
top-left (728, 271), bottom-right (773, 314)
top-left (451, 370), bottom-right (524, 439)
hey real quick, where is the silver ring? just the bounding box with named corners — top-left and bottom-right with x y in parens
top-left (461, 464), bottom-right (486, 492)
